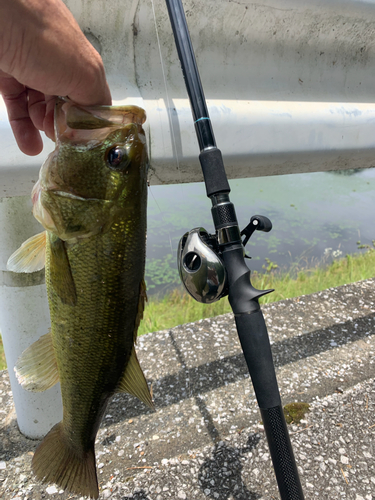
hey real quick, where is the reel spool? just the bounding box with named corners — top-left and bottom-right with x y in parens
top-left (177, 227), bottom-right (227, 303)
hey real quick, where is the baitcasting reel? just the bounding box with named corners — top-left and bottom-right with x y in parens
top-left (177, 228), bottom-right (227, 304)
top-left (177, 215), bottom-right (272, 304)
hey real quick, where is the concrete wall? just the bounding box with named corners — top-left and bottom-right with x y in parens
top-left (2, 0), bottom-right (375, 196)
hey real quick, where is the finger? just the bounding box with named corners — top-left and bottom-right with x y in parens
top-left (43, 96), bottom-right (56, 141)
top-left (28, 91), bottom-right (56, 141)
top-left (27, 89), bottom-right (47, 131)
top-left (67, 62), bottom-right (112, 107)
top-left (65, 46), bottom-right (112, 107)
top-left (0, 74), bottom-right (43, 156)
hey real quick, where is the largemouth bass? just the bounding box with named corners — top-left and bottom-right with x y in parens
top-left (7, 98), bottom-right (152, 498)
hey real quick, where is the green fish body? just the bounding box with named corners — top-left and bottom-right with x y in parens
top-left (8, 99), bottom-right (152, 498)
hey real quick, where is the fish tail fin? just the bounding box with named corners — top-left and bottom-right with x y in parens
top-left (32, 422), bottom-right (99, 499)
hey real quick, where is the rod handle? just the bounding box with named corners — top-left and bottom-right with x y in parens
top-left (234, 310), bottom-right (305, 499)
top-left (235, 310), bottom-right (281, 408)
top-left (199, 148), bottom-right (230, 197)
top-left (261, 405), bottom-right (305, 500)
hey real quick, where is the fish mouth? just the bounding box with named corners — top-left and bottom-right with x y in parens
top-left (55, 98), bottom-right (147, 143)
top-left (51, 190), bottom-right (109, 203)
top-left (53, 191), bottom-right (87, 201)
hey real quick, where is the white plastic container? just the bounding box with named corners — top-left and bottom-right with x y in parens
top-left (0, 196), bottom-right (62, 438)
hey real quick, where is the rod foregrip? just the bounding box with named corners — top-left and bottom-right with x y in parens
top-left (261, 405), bottom-right (305, 500)
top-left (199, 148), bottom-right (230, 196)
top-left (235, 310), bottom-right (281, 409)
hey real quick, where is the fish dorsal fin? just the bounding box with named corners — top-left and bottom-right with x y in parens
top-left (15, 332), bottom-right (59, 392)
top-left (7, 231), bottom-right (46, 273)
top-left (116, 347), bottom-right (154, 409)
top-left (48, 234), bottom-right (77, 306)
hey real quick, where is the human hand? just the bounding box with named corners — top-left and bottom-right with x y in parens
top-left (0, 0), bottom-right (112, 156)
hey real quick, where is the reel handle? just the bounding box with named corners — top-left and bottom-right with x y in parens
top-left (250, 215), bottom-right (272, 232)
top-left (241, 215), bottom-right (273, 247)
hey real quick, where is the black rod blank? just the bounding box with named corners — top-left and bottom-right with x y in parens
top-left (165, 0), bottom-right (230, 196)
top-left (165, 0), bottom-right (216, 151)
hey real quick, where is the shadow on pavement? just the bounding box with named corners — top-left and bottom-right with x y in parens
top-left (198, 433), bottom-right (262, 500)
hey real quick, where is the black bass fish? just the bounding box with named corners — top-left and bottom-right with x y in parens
top-left (7, 99), bottom-right (152, 498)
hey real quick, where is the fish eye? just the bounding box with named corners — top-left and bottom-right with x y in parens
top-left (106, 146), bottom-right (130, 170)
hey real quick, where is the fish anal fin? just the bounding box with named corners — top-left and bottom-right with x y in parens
top-left (49, 234), bottom-right (77, 306)
top-left (134, 279), bottom-right (147, 344)
top-left (32, 421), bottom-right (99, 498)
top-left (15, 332), bottom-right (59, 392)
top-left (7, 231), bottom-right (46, 273)
top-left (116, 347), bottom-right (154, 409)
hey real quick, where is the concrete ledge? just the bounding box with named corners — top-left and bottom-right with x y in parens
top-left (1, 278), bottom-right (375, 498)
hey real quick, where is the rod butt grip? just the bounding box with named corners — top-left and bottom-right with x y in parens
top-left (261, 405), bottom-right (305, 500)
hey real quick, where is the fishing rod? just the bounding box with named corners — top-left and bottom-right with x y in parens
top-left (164, 1), bottom-right (305, 498)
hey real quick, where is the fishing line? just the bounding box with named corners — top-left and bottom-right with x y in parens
top-left (148, 186), bottom-right (174, 255)
top-left (148, 186), bottom-right (163, 214)
top-left (150, 0), bottom-right (182, 185)
top-left (147, 0), bottom-right (187, 289)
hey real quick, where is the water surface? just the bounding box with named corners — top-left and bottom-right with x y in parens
top-left (146, 168), bottom-right (375, 294)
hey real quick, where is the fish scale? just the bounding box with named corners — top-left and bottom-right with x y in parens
top-left (46, 186), bottom-right (146, 444)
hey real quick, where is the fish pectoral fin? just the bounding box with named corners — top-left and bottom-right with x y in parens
top-left (15, 332), bottom-right (59, 392)
top-left (7, 231), bottom-right (47, 273)
top-left (49, 234), bottom-right (77, 306)
top-left (116, 347), bottom-right (154, 409)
